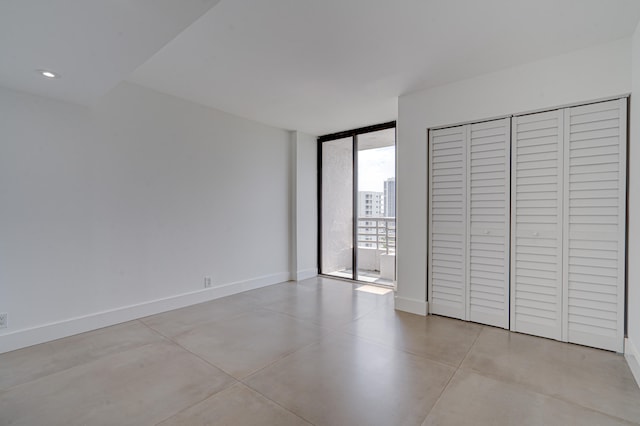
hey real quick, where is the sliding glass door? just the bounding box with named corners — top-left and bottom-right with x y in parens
top-left (320, 137), bottom-right (354, 280)
top-left (319, 122), bottom-right (396, 285)
top-left (356, 129), bottom-right (396, 283)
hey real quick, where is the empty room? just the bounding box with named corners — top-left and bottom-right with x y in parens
top-left (1, 1), bottom-right (640, 425)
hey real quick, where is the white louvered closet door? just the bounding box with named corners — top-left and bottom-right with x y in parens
top-left (563, 99), bottom-right (627, 352)
top-left (429, 126), bottom-right (467, 320)
top-left (467, 119), bottom-right (510, 328)
top-left (511, 110), bottom-right (564, 340)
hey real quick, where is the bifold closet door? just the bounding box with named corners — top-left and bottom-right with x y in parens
top-left (428, 126), bottom-right (467, 320)
top-left (511, 110), bottom-right (564, 340)
top-left (467, 119), bottom-right (510, 328)
top-left (429, 120), bottom-right (510, 327)
top-left (563, 99), bottom-right (626, 352)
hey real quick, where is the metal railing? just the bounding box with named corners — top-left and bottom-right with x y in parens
top-left (357, 217), bottom-right (396, 254)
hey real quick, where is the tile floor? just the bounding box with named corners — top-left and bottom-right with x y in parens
top-left (0, 277), bottom-right (639, 425)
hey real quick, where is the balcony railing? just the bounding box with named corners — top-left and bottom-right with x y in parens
top-left (357, 217), bottom-right (396, 254)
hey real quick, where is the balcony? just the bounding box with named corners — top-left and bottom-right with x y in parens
top-left (329, 217), bottom-right (395, 286)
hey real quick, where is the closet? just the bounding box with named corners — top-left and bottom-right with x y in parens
top-left (512, 98), bottom-right (627, 352)
top-left (511, 109), bottom-right (564, 340)
top-left (428, 118), bottom-right (510, 329)
top-left (428, 125), bottom-right (467, 321)
top-left (429, 98), bottom-right (627, 352)
top-left (563, 99), bottom-right (626, 351)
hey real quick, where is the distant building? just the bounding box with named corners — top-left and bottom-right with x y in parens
top-left (358, 191), bottom-right (382, 217)
top-left (358, 191), bottom-right (382, 248)
top-left (384, 177), bottom-right (395, 217)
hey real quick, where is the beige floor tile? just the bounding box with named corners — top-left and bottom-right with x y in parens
top-left (158, 383), bottom-right (311, 426)
top-left (141, 292), bottom-right (260, 338)
top-left (242, 282), bottom-right (317, 305)
top-left (304, 278), bottom-right (395, 306)
top-left (346, 310), bottom-right (482, 367)
top-left (461, 327), bottom-right (640, 423)
top-left (423, 369), bottom-right (634, 426)
top-left (173, 308), bottom-right (324, 379)
top-left (262, 285), bottom-right (384, 329)
top-left (0, 320), bottom-right (162, 391)
top-left (0, 341), bottom-right (236, 426)
top-left (245, 332), bottom-right (455, 426)
top-left (2, 278), bottom-right (639, 426)
top-left (298, 276), bottom-right (368, 294)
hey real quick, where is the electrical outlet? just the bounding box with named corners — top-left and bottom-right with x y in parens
top-left (204, 277), bottom-right (212, 288)
top-left (0, 313), bottom-right (7, 329)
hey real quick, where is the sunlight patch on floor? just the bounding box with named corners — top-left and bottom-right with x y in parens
top-left (355, 285), bottom-right (392, 295)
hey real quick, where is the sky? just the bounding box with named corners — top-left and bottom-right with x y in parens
top-left (358, 145), bottom-right (395, 193)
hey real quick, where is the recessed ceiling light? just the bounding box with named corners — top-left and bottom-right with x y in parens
top-left (37, 69), bottom-right (59, 79)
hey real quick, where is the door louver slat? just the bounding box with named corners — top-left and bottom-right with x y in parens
top-left (563, 99), bottom-right (626, 352)
top-left (468, 118), bottom-right (510, 328)
top-left (511, 110), bottom-right (564, 340)
top-left (429, 126), bottom-right (467, 319)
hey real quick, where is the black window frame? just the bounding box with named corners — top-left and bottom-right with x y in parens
top-left (317, 120), bottom-right (396, 282)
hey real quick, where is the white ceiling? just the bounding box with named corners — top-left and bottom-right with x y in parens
top-left (2, 1), bottom-right (640, 135)
top-left (129, 0), bottom-right (640, 135)
top-left (0, 0), bottom-right (220, 104)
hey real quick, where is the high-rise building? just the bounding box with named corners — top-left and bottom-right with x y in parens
top-left (384, 177), bottom-right (396, 217)
top-left (358, 191), bottom-right (382, 217)
top-left (358, 191), bottom-right (382, 248)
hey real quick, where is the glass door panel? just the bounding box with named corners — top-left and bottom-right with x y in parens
top-left (320, 137), bottom-right (353, 279)
top-left (356, 129), bottom-right (396, 285)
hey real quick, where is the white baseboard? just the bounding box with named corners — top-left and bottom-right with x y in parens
top-left (294, 268), bottom-right (318, 281)
top-left (0, 272), bottom-right (290, 355)
top-left (624, 337), bottom-right (640, 388)
top-left (394, 296), bottom-right (428, 316)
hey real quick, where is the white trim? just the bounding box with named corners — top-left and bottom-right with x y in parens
top-left (294, 268), bottom-right (318, 281)
top-left (394, 296), bottom-right (428, 316)
top-left (625, 338), bottom-right (640, 388)
top-left (289, 131), bottom-right (299, 281)
top-left (617, 99), bottom-right (628, 353)
top-left (0, 272), bottom-right (290, 354)
top-left (513, 94), bottom-right (630, 119)
top-left (430, 114), bottom-right (511, 132)
top-left (428, 95), bottom-right (630, 133)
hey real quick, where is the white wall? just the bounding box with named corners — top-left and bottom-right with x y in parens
top-left (0, 82), bottom-right (291, 353)
top-left (626, 22), bottom-right (640, 382)
top-left (396, 38), bottom-right (632, 315)
top-left (290, 131), bottom-right (318, 281)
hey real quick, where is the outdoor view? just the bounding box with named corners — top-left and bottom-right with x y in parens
top-left (321, 127), bottom-right (396, 286)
